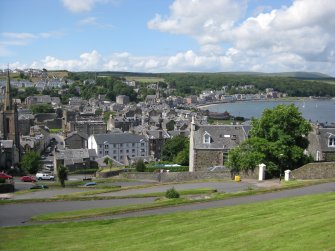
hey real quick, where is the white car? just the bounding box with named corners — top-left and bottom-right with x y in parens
top-left (36, 172), bottom-right (55, 181)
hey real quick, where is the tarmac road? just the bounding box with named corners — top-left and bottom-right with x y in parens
top-left (1, 182), bottom-right (334, 227)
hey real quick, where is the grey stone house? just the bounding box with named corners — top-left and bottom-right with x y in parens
top-left (64, 131), bottom-right (88, 149)
top-left (189, 118), bottom-right (250, 172)
top-left (307, 125), bottom-right (335, 161)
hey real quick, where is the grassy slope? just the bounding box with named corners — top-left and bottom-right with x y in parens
top-left (1, 192), bottom-right (334, 251)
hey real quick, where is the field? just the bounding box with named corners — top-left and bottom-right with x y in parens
top-left (125, 76), bottom-right (165, 83)
top-left (1, 192), bottom-right (334, 251)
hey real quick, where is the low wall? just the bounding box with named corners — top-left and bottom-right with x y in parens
top-left (119, 170), bottom-right (257, 182)
top-left (292, 162), bottom-right (335, 179)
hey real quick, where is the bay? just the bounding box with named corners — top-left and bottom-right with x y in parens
top-left (201, 99), bottom-right (335, 124)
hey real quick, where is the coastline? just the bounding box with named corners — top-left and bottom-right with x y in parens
top-left (197, 97), bottom-right (306, 109)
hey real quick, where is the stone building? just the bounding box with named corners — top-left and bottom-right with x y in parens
top-left (0, 70), bottom-right (21, 168)
top-left (64, 131), bottom-right (88, 149)
top-left (189, 118), bottom-right (250, 172)
top-left (88, 133), bottom-right (149, 164)
top-left (116, 95), bottom-right (130, 105)
top-left (307, 124), bottom-right (335, 161)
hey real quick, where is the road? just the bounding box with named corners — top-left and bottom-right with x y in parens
top-left (1, 182), bottom-right (334, 227)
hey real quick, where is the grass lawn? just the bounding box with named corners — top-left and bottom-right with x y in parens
top-left (1, 192), bottom-right (334, 251)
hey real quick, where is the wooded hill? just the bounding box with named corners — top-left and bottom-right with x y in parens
top-left (68, 71), bottom-right (335, 97)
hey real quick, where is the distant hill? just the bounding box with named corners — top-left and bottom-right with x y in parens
top-left (218, 71), bottom-right (333, 80)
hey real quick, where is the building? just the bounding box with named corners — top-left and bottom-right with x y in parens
top-left (307, 125), bottom-right (335, 161)
top-left (0, 70), bottom-right (21, 169)
top-left (64, 131), bottom-right (88, 149)
top-left (189, 118), bottom-right (250, 172)
top-left (88, 133), bottom-right (149, 164)
top-left (116, 95), bottom-right (130, 105)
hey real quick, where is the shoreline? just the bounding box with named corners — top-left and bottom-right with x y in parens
top-left (197, 97), bottom-right (323, 109)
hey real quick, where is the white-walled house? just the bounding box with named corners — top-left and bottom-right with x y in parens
top-left (88, 133), bottom-right (149, 164)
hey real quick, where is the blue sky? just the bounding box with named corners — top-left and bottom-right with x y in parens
top-left (0, 0), bottom-right (334, 76)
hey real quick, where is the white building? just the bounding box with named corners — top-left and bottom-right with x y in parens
top-left (88, 133), bottom-right (149, 164)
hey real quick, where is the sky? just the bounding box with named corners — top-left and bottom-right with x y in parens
top-left (0, 0), bottom-right (334, 76)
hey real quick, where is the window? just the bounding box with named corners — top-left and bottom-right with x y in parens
top-left (99, 151), bottom-right (102, 154)
top-left (141, 143), bottom-right (145, 146)
top-left (113, 150), bottom-right (117, 154)
top-left (104, 151), bottom-right (109, 155)
top-left (120, 150), bottom-right (123, 153)
top-left (132, 143), bottom-right (135, 147)
top-left (126, 149), bottom-right (129, 153)
top-left (105, 145), bottom-right (109, 149)
top-left (203, 132), bottom-right (211, 144)
top-left (99, 145), bottom-right (103, 148)
top-left (132, 149), bottom-right (135, 153)
top-left (329, 137), bottom-right (335, 147)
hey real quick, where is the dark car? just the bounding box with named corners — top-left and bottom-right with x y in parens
top-left (30, 184), bottom-right (49, 189)
top-left (83, 182), bottom-right (96, 187)
top-left (20, 176), bottom-right (37, 182)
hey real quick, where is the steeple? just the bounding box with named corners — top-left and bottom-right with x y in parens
top-left (4, 68), bottom-right (13, 111)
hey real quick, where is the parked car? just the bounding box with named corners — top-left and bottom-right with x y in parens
top-left (20, 176), bottom-right (36, 182)
top-left (83, 182), bottom-right (96, 187)
top-left (30, 184), bottom-right (48, 189)
top-left (36, 172), bottom-right (55, 181)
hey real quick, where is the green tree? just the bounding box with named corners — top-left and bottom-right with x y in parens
top-left (227, 104), bottom-right (312, 177)
top-left (30, 103), bottom-right (54, 114)
top-left (20, 152), bottom-right (42, 174)
top-left (57, 165), bottom-right (68, 187)
top-left (135, 159), bottom-right (146, 172)
top-left (161, 135), bottom-right (189, 165)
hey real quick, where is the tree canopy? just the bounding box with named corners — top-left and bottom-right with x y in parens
top-left (227, 104), bottom-right (312, 176)
top-left (20, 152), bottom-right (42, 174)
top-left (161, 135), bottom-right (189, 165)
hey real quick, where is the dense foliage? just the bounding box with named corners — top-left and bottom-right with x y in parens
top-left (227, 104), bottom-right (312, 177)
top-left (160, 73), bottom-right (335, 97)
top-left (135, 159), bottom-right (146, 172)
top-left (165, 187), bottom-right (180, 199)
top-left (161, 135), bottom-right (189, 165)
top-left (20, 152), bottom-right (42, 174)
top-left (57, 165), bottom-right (68, 187)
top-left (30, 103), bottom-right (54, 114)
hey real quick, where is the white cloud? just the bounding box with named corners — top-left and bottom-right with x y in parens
top-left (146, 0), bottom-right (335, 75)
top-left (62, 0), bottom-right (115, 13)
top-left (148, 0), bottom-right (247, 44)
top-left (78, 17), bottom-right (114, 29)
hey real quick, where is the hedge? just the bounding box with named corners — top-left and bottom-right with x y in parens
top-left (0, 183), bottom-right (15, 193)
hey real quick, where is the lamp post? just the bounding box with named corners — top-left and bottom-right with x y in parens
top-left (279, 153), bottom-right (284, 182)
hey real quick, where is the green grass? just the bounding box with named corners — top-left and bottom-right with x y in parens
top-left (1, 192), bottom-right (335, 251)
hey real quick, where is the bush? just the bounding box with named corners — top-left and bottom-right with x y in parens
top-left (69, 168), bottom-right (98, 175)
top-left (0, 178), bottom-right (5, 184)
top-left (165, 187), bottom-right (180, 199)
top-left (0, 183), bottom-right (14, 193)
top-left (135, 159), bottom-right (146, 172)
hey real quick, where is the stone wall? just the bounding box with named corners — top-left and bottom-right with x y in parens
top-left (194, 149), bottom-right (224, 171)
top-left (119, 170), bottom-right (258, 182)
top-left (291, 162), bottom-right (335, 179)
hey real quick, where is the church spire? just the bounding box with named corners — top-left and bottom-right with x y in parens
top-left (4, 68), bottom-right (13, 111)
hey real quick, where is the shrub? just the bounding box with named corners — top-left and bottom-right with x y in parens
top-left (165, 187), bottom-right (180, 199)
top-left (0, 178), bottom-right (5, 184)
top-left (135, 159), bottom-right (146, 172)
top-left (0, 183), bottom-right (14, 193)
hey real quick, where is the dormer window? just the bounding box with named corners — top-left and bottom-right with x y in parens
top-left (328, 137), bottom-right (335, 147)
top-left (203, 132), bottom-right (211, 144)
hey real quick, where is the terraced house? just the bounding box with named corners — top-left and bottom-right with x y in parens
top-left (88, 133), bottom-right (149, 164)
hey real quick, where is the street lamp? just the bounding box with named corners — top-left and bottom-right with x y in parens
top-left (279, 153), bottom-right (284, 182)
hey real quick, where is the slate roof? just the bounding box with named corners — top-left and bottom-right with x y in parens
top-left (317, 128), bottom-right (335, 152)
top-left (193, 125), bottom-right (250, 150)
top-left (55, 149), bottom-right (90, 160)
top-left (93, 133), bottom-right (147, 144)
top-left (145, 130), bottom-right (170, 139)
